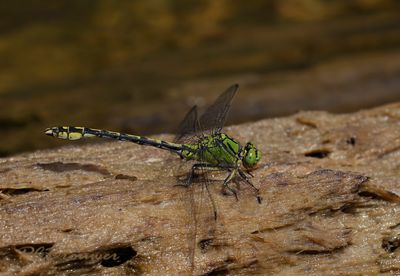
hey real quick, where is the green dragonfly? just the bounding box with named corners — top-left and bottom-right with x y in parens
top-left (45, 84), bottom-right (262, 206)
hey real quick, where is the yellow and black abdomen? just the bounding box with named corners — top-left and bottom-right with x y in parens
top-left (45, 126), bottom-right (97, 140)
top-left (45, 126), bottom-right (185, 153)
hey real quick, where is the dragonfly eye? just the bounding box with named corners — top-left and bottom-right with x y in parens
top-left (243, 142), bottom-right (261, 169)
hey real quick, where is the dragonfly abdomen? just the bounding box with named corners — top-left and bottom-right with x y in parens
top-left (45, 126), bottom-right (184, 153)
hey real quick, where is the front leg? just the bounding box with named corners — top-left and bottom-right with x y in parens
top-left (238, 169), bottom-right (262, 204)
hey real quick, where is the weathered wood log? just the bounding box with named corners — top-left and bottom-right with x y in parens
top-left (1, 102), bottom-right (400, 275)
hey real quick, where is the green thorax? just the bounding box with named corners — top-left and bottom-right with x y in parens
top-left (181, 133), bottom-right (241, 167)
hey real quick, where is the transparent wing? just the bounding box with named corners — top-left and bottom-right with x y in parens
top-left (174, 105), bottom-right (200, 143)
top-left (175, 84), bottom-right (239, 143)
top-left (198, 84), bottom-right (239, 135)
top-left (186, 164), bottom-right (218, 274)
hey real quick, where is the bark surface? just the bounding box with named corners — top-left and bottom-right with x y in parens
top-left (1, 103), bottom-right (400, 275)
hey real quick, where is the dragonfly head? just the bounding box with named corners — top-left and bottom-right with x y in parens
top-left (242, 142), bottom-right (261, 169)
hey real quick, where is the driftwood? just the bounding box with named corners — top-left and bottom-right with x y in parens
top-left (1, 102), bottom-right (400, 275)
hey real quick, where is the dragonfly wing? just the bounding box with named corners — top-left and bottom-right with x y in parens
top-left (174, 105), bottom-right (201, 143)
top-left (174, 84), bottom-right (239, 143)
top-left (186, 163), bottom-right (219, 274)
top-left (198, 84), bottom-right (239, 135)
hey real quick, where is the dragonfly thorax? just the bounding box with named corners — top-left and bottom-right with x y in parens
top-left (181, 133), bottom-right (260, 170)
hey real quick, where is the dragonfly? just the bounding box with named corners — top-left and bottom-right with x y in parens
top-left (45, 84), bottom-right (261, 203)
top-left (45, 84), bottom-right (262, 272)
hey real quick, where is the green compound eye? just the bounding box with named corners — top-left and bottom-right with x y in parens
top-left (243, 142), bottom-right (261, 169)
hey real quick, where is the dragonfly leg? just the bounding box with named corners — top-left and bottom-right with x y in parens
top-left (183, 163), bottom-right (222, 187)
top-left (223, 169), bottom-right (239, 201)
top-left (237, 169), bottom-right (262, 204)
top-left (238, 170), bottom-right (257, 191)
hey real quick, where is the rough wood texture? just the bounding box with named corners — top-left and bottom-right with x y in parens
top-left (1, 103), bottom-right (400, 275)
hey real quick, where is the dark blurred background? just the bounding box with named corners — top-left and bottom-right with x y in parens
top-left (1, 0), bottom-right (400, 156)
